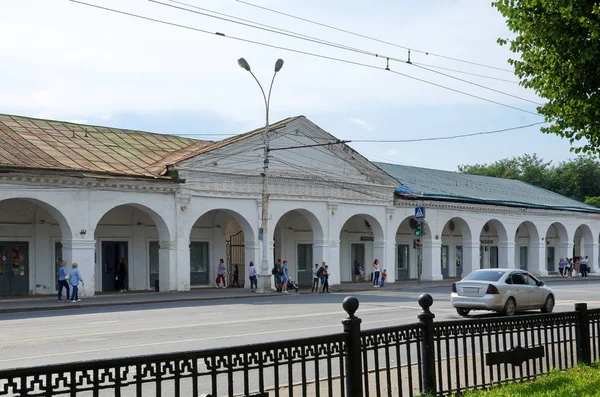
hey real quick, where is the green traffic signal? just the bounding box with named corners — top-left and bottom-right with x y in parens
top-left (414, 230), bottom-right (421, 236)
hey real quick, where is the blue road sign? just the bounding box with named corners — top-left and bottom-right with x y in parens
top-left (415, 206), bottom-right (425, 219)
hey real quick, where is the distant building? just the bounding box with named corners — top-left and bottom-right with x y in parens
top-left (0, 114), bottom-right (597, 296)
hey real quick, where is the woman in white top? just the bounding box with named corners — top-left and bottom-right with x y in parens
top-left (372, 259), bottom-right (381, 287)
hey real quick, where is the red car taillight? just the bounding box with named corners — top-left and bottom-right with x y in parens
top-left (486, 284), bottom-right (500, 294)
top-left (451, 283), bottom-right (457, 293)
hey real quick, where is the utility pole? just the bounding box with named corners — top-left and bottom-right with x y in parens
top-left (238, 57), bottom-right (284, 293)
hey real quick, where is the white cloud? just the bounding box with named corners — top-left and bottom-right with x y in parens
top-left (347, 118), bottom-right (375, 132)
top-left (386, 149), bottom-right (399, 157)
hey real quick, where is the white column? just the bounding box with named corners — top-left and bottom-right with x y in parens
top-left (158, 240), bottom-right (177, 292)
top-left (313, 240), bottom-right (328, 265)
top-left (461, 240), bottom-right (480, 278)
top-left (583, 242), bottom-right (599, 273)
top-left (498, 241), bottom-right (516, 268)
top-left (421, 239), bottom-right (442, 281)
top-left (256, 240), bottom-right (274, 291)
top-left (243, 240), bottom-right (260, 289)
top-left (558, 241), bottom-right (574, 264)
top-left (529, 242), bottom-right (548, 276)
top-left (384, 237), bottom-right (397, 282)
top-left (175, 236), bottom-right (190, 291)
top-left (62, 239), bottom-right (96, 297)
top-left (328, 239), bottom-right (341, 285)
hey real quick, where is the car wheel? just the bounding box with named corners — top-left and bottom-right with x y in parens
top-left (541, 295), bottom-right (555, 313)
top-left (503, 298), bottom-right (516, 316)
top-left (456, 308), bottom-right (471, 316)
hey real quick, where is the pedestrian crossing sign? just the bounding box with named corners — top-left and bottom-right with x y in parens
top-left (415, 206), bottom-right (425, 219)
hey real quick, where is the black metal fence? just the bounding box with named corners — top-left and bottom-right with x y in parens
top-left (0, 294), bottom-right (598, 397)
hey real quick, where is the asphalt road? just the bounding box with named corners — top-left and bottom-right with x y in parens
top-left (1, 280), bottom-right (599, 371)
top-left (1, 280), bottom-right (599, 397)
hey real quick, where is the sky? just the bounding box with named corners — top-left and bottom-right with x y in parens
top-left (0, 0), bottom-right (582, 171)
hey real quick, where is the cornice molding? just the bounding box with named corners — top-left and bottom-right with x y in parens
top-left (183, 171), bottom-right (394, 205)
top-left (0, 175), bottom-right (179, 194)
top-left (394, 199), bottom-right (600, 220)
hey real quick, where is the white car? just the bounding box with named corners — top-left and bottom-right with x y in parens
top-left (451, 268), bottom-right (555, 316)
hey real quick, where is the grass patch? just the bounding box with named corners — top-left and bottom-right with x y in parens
top-left (462, 363), bottom-right (600, 396)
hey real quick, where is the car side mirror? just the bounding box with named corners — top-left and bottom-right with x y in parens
top-left (538, 281), bottom-right (545, 286)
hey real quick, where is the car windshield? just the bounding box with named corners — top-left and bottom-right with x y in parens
top-left (463, 270), bottom-right (506, 282)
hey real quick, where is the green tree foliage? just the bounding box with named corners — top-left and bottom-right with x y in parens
top-left (459, 154), bottom-right (600, 205)
top-left (492, 1), bottom-right (600, 153)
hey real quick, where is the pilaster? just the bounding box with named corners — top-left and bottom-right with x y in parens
top-left (461, 240), bottom-right (481, 278)
top-left (529, 242), bottom-right (548, 277)
top-left (421, 239), bottom-right (442, 281)
top-left (61, 239), bottom-right (96, 297)
top-left (158, 240), bottom-right (177, 292)
top-left (498, 241), bottom-right (516, 269)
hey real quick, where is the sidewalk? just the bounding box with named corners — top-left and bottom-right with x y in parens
top-left (0, 274), bottom-right (597, 314)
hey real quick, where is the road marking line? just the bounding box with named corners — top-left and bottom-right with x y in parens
top-left (0, 315), bottom-right (438, 364)
top-left (0, 305), bottom-right (411, 345)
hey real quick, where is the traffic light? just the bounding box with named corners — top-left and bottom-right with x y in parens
top-left (414, 221), bottom-right (422, 237)
top-left (413, 239), bottom-right (421, 249)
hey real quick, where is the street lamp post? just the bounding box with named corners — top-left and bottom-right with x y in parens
top-left (238, 57), bottom-right (284, 293)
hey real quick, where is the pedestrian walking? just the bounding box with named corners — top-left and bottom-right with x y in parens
top-left (566, 258), bottom-right (573, 278)
top-left (322, 264), bottom-right (329, 293)
top-left (232, 264), bottom-right (241, 287)
top-left (215, 259), bottom-right (227, 288)
top-left (248, 261), bottom-right (257, 292)
top-left (57, 260), bottom-right (70, 302)
top-left (281, 260), bottom-right (290, 294)
top-left (380, 269), bottom-right (387, 287)
top-left (311, 263), bottom-right (320, 293)
top-left (116, 258), bottom-right (127, 292)
top-left (354, 259), bottom-right (364, 282)
top-left (581, 256), bottom-right (589, 278)
top-left (558, 258), bottom-right (565, 277)
top-left (372, 259), bottom-right (381, 287)
top-left (574, 257), bottom-right (581, 277)
top-left (69, 262), bottom-right (84, 302)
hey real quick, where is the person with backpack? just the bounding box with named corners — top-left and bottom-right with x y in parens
top-left (272, 259), bottom-right (283, 292)
top-left (317, 262), bottom-right (327, 293)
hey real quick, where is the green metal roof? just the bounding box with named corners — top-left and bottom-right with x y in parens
top-left (375, 162), bottom-right (600, 214)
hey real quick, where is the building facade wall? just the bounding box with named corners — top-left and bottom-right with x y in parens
top-left (1, 175), bottom-right (600, 297)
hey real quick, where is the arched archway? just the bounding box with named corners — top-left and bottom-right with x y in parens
top-left (273, 209), bottom-right (325, 285)
top-left (544, 222), bottom-right (568, 273)
top-left (338, 213), bottom-right (385, 283)
top-left (440, 217), bottom-right (473, 278)
top-left (93, 203), bottom-right (173, 292)
top-left (188, 209), bottom-right (256, 288)
top-left (0, 198), bottom-right (72, 296)
top-left (479, 219), bottom-right (508, 269)
top-left (514, 221), bottom-right (540, 272)
top-left (574, 224), bottom-right (594, 274)
top-left (394, 216), bottom-right (432, 280)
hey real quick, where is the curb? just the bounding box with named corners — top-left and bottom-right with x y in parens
top-left (1, 277), bottom-right (597, 314)
top-left (0, 292), bottom-right (279, 314)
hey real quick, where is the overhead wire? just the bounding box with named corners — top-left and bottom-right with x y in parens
top-left (166, 0), bottom-right (518, 86)
top-left (70, 0), bottom-right (541, 118)
top-left (233, 0), bottom-right (515, 73)
top-left (351, 121), bottom-right (547, 143)
top-left (155, 0), bottom-right (537, 105)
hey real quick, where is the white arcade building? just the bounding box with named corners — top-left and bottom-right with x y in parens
top-left (0, 113), bottom-right (598, 297)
